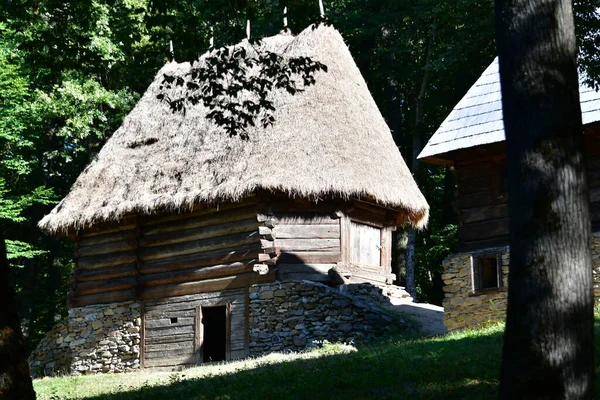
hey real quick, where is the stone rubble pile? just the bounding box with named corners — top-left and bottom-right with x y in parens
top-left (248, 281), bottom-right (404, 355)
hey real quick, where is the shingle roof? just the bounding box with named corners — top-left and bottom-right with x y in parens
top-left (418, 57), bottom-right (600, 163)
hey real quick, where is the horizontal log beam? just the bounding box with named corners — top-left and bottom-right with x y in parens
top-left (139, 270), bottom-right (276, 301)
top-left (141, 218), bottom-right (258, 247)
top-left (78, 251), bottom-right (137, 270)
top-left (138, 261), bottom-right (255, 287)
top-left (273, 224), bottom-right (340, 239)
top-left (69, 289), bottom-right (135, 308)
top-left (74, 277), bottom-right (137, 296)
top-left (140, 231), bottom-right (260, 262)
top-left (142, 205), bottom-right (257, 235)
top-left (76, 263), bottom-right (137, 283)
top-left (140, 244), bottom-right (259, 274)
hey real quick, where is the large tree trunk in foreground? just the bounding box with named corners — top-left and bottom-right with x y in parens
top-left (0, 229), bottom-right (36, 399)
top-left (496, 0), bottom-right (594, 398)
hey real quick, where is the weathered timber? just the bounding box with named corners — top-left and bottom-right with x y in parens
top-left (141, 244), bottom-right (259, 274)
top-left (462, 203), bottom-right (509, 224)
top-left (138, 261), bottom-right (255, 287)
top-left (79, 229), bottom-right (136, 247)
top-left (143, 355), bottom-right (195, 368)
top-left (278, 251), bottom-right (341, 264)
top-left (272, 238), bottom-right (339, 252)
top-left (145, 342), bottom-right (194, 352)
top-left (144, 289), bottom-right (244, 307)
top-left (69, 289), bottom-right (135, 307)
top-left (195, 306), bottom-right (203, 365)
top-left (78, 251), bottom-right (137, 270)
top-left (74, 277), bottom-right (137, 296)
top-left (141, 205), bottom-right (257, 235)
top-left (140, 231), bottom-right (260, 262)
top-left (145, 348), bottom-right (195, 359)
top-left (590, 188), bottom-right (600, 204)
top-left (140, 218), bottom-right (259, 247)
top-left (460, 218), bottom-right (509, 242)
top-left (273, 224), bottom-right (340, 239)
top-left (380, 227), bottom-right (392, 274)
top-left (145, 317), bottom-right (194, 329)
top-left (144, 333), bottom-right (194, 345)
top-left (76, 263), bottom-right (137, 282)
top-left (144, 324), bottom-right (195, 337)
top-left (139, 271), bottom-right (276, 300)
top-left (459, 191), bottom-right (495, 209)
top-left (77, 238), bottom-right (137, 258)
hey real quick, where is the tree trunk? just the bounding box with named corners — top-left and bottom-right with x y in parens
top-left (405, 17), bottom-right (437, 301)
top-left (495, 0), bottom-right (594, 398)
top-left (0, 229), bottom-right (37, 399)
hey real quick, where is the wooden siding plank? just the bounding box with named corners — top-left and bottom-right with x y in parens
top-left (76, 263), bottom-right (137, 282)
top-left (139, 271), bottom-right (276, 301)
top-left (69, 289), bottom-right (135, 307)
top-left (144, 333), bottom-right (195, 345)
top-left (140, 244), bottom-right (259, 274)
top-left (143, 355), bottom-right (196, 368)
top-left (278, 251), bottom-right (341, 264)
top-left (138, 261), bottom-right (255, 287)
top-left (140, 218), bottom-right (259, 248)
top-left (273, 224), bottom-right (340, 239)
top-left (140, 231), bottom-right (260, 262)
top-left (74, 277), bottom-right (136, 296)
top-left (78, 252), bottom-right (137, 270)
top-left (144, 325), bottom-right (195, 337)
top-left (79, 229), bottom-right (136, 247)
top-left (461, 203), bottom-right (508, 224)
top-left (145, 317), bottom-right (194, 329)
top-left (78, 238), bottom-right (137, 258)
top-left (273, 238), bottom-right (339, 252)
top-left (141, 205), bottom-right (258, 234)
top-left (460, 218), bottom-right (509, 242)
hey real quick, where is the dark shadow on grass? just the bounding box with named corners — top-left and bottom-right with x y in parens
top-left (83, 328), bottom-right (505, 400)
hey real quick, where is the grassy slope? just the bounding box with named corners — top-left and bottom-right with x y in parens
top-left (34, 320), bottom-right (600, 400)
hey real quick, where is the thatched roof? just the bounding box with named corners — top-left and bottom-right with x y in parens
top-left (418, 57), bottom-right (600, 164)
top-left (39, 25), bottom-right (429, 235)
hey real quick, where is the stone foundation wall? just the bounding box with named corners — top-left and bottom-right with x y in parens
top-left (443, 233), bottom-right (600, 331)
top-left (248, 281), bottom-right (402, 355)
top-left (442, 247), bottom-right (509, 331)
top-left (29, 301), bottom-right (141, 377)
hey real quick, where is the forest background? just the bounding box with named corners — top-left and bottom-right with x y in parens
top-left (1, 0), bottom-right (599, 353)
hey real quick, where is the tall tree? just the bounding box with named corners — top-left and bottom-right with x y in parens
top-left (495, 0), bottom-right (594, 397)
top-left (0, 228), bottom-right (36, 399)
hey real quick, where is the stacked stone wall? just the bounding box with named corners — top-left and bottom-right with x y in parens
top-left (29, 302), bottom-right (141, 377)
top-left (248, 281), bottom-right (402, 355)
top-left (442, 247), bottom-right (509, 331)
top-left (443, 233), bottom-right (600, 330)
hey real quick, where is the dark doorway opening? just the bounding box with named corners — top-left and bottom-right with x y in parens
top-left (202, 305), bottom-right (227, 363)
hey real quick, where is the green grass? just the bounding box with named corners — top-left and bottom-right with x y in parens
top-left (33, 319), bottom-right (600, 400)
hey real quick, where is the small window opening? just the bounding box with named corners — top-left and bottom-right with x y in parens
top-left (170, 317), bottom-right (178, 324)
top-left (473, 253), bottom-right (502, 292)
top-left (202, 305), bottom-right (227, 363)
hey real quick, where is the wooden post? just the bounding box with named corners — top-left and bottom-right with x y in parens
top-left (318, 0), bottom-right (325, 18)
top-left (140, 302), bottom-right (146, 369)
top-left (226, 303), bottom-right (231, 361)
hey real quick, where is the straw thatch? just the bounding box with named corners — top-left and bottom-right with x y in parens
top-left (39, 24), bottom-right (429, 235)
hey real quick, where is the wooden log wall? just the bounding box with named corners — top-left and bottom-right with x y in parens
top-left (264, 201), bottom-right (342, 282)
top-left (71, 198), bottom-right (274, 307)
top-left (455, 128), bottom-right (600, 252)
top-left (455, 160), bottom-right (509, 252)
top-left (143, 289), bottom-right (246, 368)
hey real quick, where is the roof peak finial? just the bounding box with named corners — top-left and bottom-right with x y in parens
top-left (319, 0), bottom-right (325, 18)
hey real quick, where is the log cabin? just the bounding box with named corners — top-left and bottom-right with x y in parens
top-left (418, 57), bottom-right (600, 331)
top-left (30, 24), bottom-right (428, 375)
